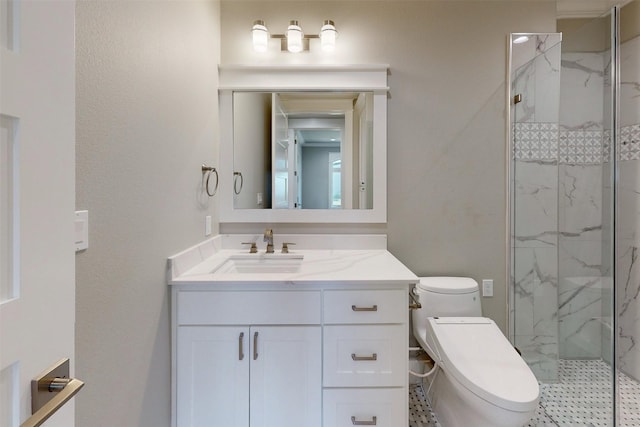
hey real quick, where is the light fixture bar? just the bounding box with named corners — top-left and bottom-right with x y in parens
top-left (251, 19), bottom-right (336, 53)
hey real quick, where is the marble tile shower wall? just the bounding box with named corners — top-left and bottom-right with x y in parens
top-left (557, 51), bottom-right (607, 362)
top-left (512, 38), bottom-right (562, 382)
top-left (617, 35), bottom-right (640, 382)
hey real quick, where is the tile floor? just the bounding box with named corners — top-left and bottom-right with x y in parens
top-left (409, 359), bottom-right (640, 427)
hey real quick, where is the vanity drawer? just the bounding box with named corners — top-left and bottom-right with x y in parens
top-left (177, 291), bottom-right (321, 325)
top-left (323, 388), bottom-right (406, 427)
top-left (323, 325), bottom-right (406, 387)
top-left (323, 290), bottom-right (407, 324)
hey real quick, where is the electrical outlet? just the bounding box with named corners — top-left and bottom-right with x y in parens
top-left (205, 215), bottom-right (212, 236)
top-left (482, 279), bottom-right (493, 297)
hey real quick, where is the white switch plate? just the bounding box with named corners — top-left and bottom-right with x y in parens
top-left (205, 215), bottom-right (212, 236)
top-left (482, 279), bottom-right (493, 297)
top-left (75, 210), bottom-right (89, 251)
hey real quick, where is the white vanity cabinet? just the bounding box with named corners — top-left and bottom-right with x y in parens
top-left (174, 290), bottom-right (322, 427)
top-left (172, 285), bottom-right (409, 427)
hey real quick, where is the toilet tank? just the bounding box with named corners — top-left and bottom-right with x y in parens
top-left (414, 277), bottom-right (482, 317)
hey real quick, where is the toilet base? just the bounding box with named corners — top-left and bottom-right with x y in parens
top-left (426, 367), bottom-right (536, 427)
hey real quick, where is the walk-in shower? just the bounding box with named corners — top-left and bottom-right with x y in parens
top-left (508, 2), bottom-right (640, 425)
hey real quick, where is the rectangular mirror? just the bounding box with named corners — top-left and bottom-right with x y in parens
top-left (218, 65), bottom-right (388, 223)
top-left (233, 91), bottom-right (374, 210)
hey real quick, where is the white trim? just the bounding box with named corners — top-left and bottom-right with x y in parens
top-left (219, 64), bottom-right (389, 92)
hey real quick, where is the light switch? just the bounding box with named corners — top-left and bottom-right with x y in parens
top-left (75, 210), bottom-right (88, 251)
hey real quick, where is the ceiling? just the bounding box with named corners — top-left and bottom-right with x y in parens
top-left (222, 0), bottom-right (628, 19)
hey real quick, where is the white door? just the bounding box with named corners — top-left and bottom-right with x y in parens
top-left (177, 327), bottom-right (250, 427)
top-left (249, 326), bottom-right (321, 427)
top-left (272, 94), bottom-right (290, 209)
top-left (0, 1), bottom-right (76, 426)
top-left (288, 129), bottom-right (298, 209)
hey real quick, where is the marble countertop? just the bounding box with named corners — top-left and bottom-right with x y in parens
top-left (168, 235), bottom-right (418, 286)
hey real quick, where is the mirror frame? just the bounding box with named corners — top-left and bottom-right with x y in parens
top-left (218, 64), bottom-right (389, 223)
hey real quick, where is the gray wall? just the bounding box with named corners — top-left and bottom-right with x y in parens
top-left (220, 0), bottom-right (557, 331)
top-left (73, 1), bottom-right (556, 425)
top-left (75, 1), bottom-right (220, 426)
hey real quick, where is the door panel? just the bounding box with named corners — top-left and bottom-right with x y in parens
top-left (0, 1), bottom-right (76, 425)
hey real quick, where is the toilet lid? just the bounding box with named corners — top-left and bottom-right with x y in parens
top-left (426, 317), bottom-right (540, 412)
top-left (417, 277), bottom-right (478, 294)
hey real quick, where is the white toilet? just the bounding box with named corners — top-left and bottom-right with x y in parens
top-left (412, 277), bottom-right (539, 427)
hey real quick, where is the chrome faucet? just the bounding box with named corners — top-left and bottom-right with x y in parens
top-left (263, 228), bottom-right (274, 253)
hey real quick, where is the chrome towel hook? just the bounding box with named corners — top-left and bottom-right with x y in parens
top-left (202, 164), bottom-right (218, 197)
top-left (233, 171), bottom-right (244, 195)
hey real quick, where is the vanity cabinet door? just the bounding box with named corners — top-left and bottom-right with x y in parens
top-left (249, 326), bottom-right (322, 427)
top-left (177, 326), bottom-right (250, 427)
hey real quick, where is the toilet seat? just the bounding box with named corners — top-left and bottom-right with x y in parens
top-left (424, 317), bottom-right (539, 413)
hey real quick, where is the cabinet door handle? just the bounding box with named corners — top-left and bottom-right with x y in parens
top-left (351, 416), bottom-right (377, 425)
top-left (253, 331), bottom-right (259, 360)
top-left (351, 304), bottom-right (378, 312)
top-left (351, 353), bottom-right (377, 361)
top-left (239, 332), bottom-right (245, 361)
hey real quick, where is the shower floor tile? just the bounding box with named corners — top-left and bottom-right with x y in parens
top-left (408, 359), bottom-right (640, 427)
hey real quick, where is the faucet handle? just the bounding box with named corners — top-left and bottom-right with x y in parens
top-left (281, 242), bottom-right (296, 254)
top-left (241, 242), bottom-right (258, 254)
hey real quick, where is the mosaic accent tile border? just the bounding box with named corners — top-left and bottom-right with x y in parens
top-left (618, 123), bottom-right (640, 161)
top-left (514, 123), bottom-right (640, 163)
top-left (559, 130), bottom-right (604, 164)
top-left (604, 129), bottom-right (612, 163)
top-left (409, 359), bottom-right (640, 427)
top-left (514, 122), bottom-right (559, 161)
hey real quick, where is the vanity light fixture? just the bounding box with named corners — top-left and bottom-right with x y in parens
top-left (251, 19), bottom-right (337, 53)
top-left (320, 20), bottom-right (337, 52)
top-left (287, 20), bottom-right (304, 53)
top-left (252, 20), bottom-right (269, 52)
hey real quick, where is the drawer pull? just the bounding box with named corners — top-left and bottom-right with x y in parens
top-left (239, 332), bottom-right (244, 360)
top-left (351, 353), bottom-right (377, 361)
top-left (351, 304), bottom-right (378, 312)
top-left (351, 416), bottom-right (377, 425)
top-left (253, 332), bottom-right (259, 360)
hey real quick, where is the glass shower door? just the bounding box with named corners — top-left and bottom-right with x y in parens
top-left (616, 1), bottom-right (640, 424)
top-left (510, 34), bottom-right (562, 383)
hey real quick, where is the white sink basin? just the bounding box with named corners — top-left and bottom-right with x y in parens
top-left (212, 254), bottom-right (304, 274)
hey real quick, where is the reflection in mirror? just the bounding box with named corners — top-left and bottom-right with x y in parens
top-left (232, 92), bottom-right (374, 210)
